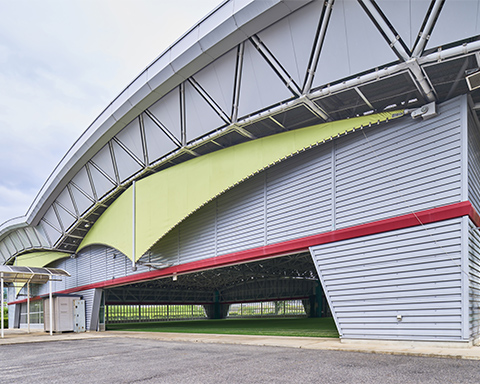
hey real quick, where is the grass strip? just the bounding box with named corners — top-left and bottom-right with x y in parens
top-left (107, 317), bottom-right (338, 338)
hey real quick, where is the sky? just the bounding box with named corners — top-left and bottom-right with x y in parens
top-left (0, 0), bottom-right (221, 226)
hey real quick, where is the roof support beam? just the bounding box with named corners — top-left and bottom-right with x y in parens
top-left (187, 78), bottom-right (231, 124)
top-left (232, 43), bottom-right (245, 124)
top-left (144, 110), bottom-right (182, 148)
top-left (301, 96), bottom-right (330, 121)
top-left (249, 35), bottom-right (301, 97)
top-left (407, 59), bottom-right (436, 102)
top-left (358, 0), bottom-right (411, 61)
top-left (412, 0), bottom-right (445, 58)
top-left (138, 115), bottom-right (149, 166)
top-left (303, 0), bottom-right (335, 94)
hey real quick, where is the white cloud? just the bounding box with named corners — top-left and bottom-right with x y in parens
top-left (0, 0), bottom-right (220, 225)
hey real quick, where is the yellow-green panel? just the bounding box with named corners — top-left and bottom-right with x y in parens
top-left (79, 188), bottom-right (134, 260)
top-left (15, 251), bottom-right (70, 267)
top-left (14, 251), bottom-right (70, 296)
top-left (79, 111), bottom-right (404, 261)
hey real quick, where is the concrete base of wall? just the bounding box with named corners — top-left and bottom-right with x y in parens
top-left (340, 338), bottom-right (473, 349)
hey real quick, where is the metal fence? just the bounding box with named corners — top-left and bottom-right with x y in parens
top-left (106, 304), bottom-right (207, 323)
top-left (106, 299), bottom-right (307, 324)
top-left (227, 300), bottom-right (306, 318)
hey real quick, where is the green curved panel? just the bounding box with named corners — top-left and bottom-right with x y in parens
top-left (14, 251), bottom-right (70, 296)
top-left (79, 111), bottom-right (404, 261)
top-left (15, 251), bottom-right (70, 268)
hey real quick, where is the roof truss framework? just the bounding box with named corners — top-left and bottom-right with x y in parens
top-left (106, 253), bottom-right (318, 305)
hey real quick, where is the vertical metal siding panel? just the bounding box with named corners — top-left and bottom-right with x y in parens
top-left (107, 248), bottom-right (115, 280)
top-left (266, 144), bottom-right (332, 244)
top-left (335, 98), bottom-right (463, 228)
top-left (310, 218), bottom-right (464, 341)
top-left (148, 228), bottom-right (179, 266)
top-left (88, 246), bottom-right (108, 284)
top-left (113, 251), bottom-right (128, 279)
top-left (217, 174), bottom-right (265, 255)
top-left (178, 202), bottom-right (216, 264)
top-left (468, 108), bottom-right (480, 213)
top-left (76, 289), bottom-right (95, 330)
top-left (469, 220), bottom-right (480, 343)
top-left (76, 248), bottom-right (91, 287)
top-left (64, 257), bottom-right (77, 289)
top-left (49, 258), bottom-right (68, 293)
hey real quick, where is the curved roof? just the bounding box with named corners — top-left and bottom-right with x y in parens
top-left (1, 0), bottom-right (480, 264)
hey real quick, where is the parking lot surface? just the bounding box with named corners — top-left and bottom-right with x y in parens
top-left (1, 337), bottom-right (480, 383)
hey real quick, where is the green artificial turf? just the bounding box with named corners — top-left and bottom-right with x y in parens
top-left (107, 317), bottom-right (338, 338)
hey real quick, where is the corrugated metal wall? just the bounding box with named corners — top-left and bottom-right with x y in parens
top-left (310, 218), bottom-right (465, 342)
top-left (468, 106), bottom-right (480, 213)
top-left (75, 288), bottom-right (95, 330)
top-left (469, 220), bottom-right (480, 344)
top-left (35, 245), bottom-right (149, 298)
top-left (335, 97), bottom-right (463, 228)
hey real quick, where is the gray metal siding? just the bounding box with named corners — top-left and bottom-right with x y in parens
top-left (468, 107), bottom-right (480, 213)
top-left (149, 228), bottom-right (179, 265)
top-left (335, 97), bottom-right (463, 228)
top-left (76, 289), bottom-right (95, 330)
top-left (310, 218), bottom-right (465, 341)
top-left (178, 202), bottom-right (216, 264)
top-left (469, 219), bottom-right (480, 343)
top-left (90, 246), bottom-right (108, 283)
top-left (217, 174), bottom-right (266, 255)
top-left (266, 144), bottom-right (332, 244)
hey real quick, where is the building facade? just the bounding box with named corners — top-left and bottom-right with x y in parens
top-left (2, 0), bottom-right (480, 344)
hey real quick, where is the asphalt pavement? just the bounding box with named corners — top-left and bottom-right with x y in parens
top-left (1, 336), bottom-right (480, 384)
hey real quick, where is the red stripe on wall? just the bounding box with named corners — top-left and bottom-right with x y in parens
top-left (9, 201), bottom-right (478, 305)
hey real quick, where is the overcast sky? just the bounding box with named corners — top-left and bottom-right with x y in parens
top-left (0, 0), bottom-right (221, 226)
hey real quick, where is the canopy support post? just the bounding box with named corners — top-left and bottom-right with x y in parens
top-left (27, 281), bottom-right (30, 334)
top-left (49, 277), bottom-right (53, 336)
top-left (132, 180), bottom-right (137, 271)
top-left (1, 273), bottom-right (4, 338)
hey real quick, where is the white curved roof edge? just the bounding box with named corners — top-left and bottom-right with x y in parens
top-left (0, 216), bottom-right (28, 239)
top-left (5, 0), bottom-right (311, 231)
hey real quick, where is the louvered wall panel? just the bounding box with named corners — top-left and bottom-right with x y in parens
top-left (310, 218), bottom-right (464, 341)
top-left (468, 108), bottom-right (480, 213)
top-left (178, 202), bottom-right (216, 264)
top-left (89, 246), bottom-right (108, 284)
top-left (469, 219), bottom-right (480, 343)
top-left (76, 251), bottom-right (91, 287)
top-left (217, 175), bottom-right (265, 255)
top-left (65, 257), bottom-right (78, 289)
top-left (266, 144), bottom-right (332, 244)
top-left (335, 98), bottom-right (463, 228)
top-left (57, 258), bottom-right (68, 292)
top-left (113, 250), bottom-right (128, 280)
top-left (76, 289), bottom-right (95, 330)
top-left (149, 228), bottom-right (179, 265)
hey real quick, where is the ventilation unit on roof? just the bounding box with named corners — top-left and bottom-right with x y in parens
top-left (466, 70), bottom-right (480, 91)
